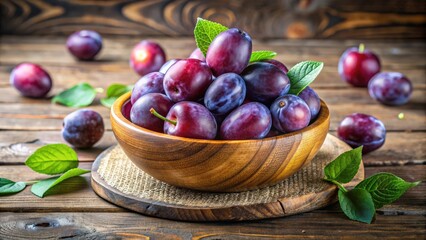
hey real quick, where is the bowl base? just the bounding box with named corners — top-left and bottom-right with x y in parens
top-left (91, 134), bottom-right (364, 222)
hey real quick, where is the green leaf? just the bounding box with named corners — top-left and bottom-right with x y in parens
top-left (249, 51), bottom-right (277, 63)
top-left (25, 144), bottom-right (78, 175)
top-left (338, 188), bottom-right (375, 224)
top-left (194, 18), bottom-right (228, 56)
top-left (355, 173), bottom-right (420, 209)
top-left (287, 61), bottom-right (324, 95)
top-left (324, 146), bottom-right (363, 184)
top-left (193, 18), bottom-right (278, 63)
top-left (0, 178), bottom-right (26, 195)
top-left (100, 98), bottom-right (117, 108)
top-left (31, 168), bottom-right (90, 198)
top-left (101, 84), bottom-right (133, 108)
top-left (52, 83), bottom-right (98, 107)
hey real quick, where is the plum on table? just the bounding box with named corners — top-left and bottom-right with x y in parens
top-left (368, 72), bottom-right (412, 106)
top-left (62, 109), bottom-right (104, 148)
top-left (337, 113), bottom-right (386, 154)
top-left (10, 63), bottom-right (52, 98)
top-left (66, 30), bottom-right (102, 60)
top-left (338, 44), bottom-right (381, 87)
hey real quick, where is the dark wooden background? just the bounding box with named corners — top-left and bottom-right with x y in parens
top-left (1, 0), bottom-right (426, 39)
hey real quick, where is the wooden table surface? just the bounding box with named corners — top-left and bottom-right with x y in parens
top-left (0, 36), bottom-right (425, 239)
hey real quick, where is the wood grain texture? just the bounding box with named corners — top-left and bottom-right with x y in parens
top-left (1, 37), bottom-right (425, 88)
top-left (91, 135), bottom-right (364, 221)
top-left (0, 163), bottom-right (423, 214)
top-left (0, 212), bottom-right (425, 239)
top-left (0, 88), bottom-right (423, 131)
top-left (111, 92), bottom-right (330, 192)
top-left (0, 163), bottom-right (123, 212)
top-left (0, 131), bottom-right (116, 164)
top-left (0, 35), bottom-right (424, 237)
top-left (1, 0), bottom-right (425, 39)
top-left (0, 131), bottom-right (424, 166)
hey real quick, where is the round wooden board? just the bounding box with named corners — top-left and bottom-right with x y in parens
top-left (91, 134), bottom-right (364, 222)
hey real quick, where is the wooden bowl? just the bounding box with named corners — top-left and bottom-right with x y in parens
top-left (111, 92), bottom-right (330, 192)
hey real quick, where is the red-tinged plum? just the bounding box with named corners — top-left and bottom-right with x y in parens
top-left (338, 44), bottom-right (381, 87)
top-left (62, 109), bottom-right (104, 148)
top-left (261, 59), bottom-right (289, 74)
top-left (10, 63), bottom-right (52, 98)
top-left (206, 28), bottom-right (252, 76)
top-left (131, 72), bottom-right (165, 104)
top-left (298, 86), bottom-right (321, 121)
top-left (368, 72), bottom-right (412, 106)
top-left (242, 62), bottom-right (290, 104)
top-left (130, 40), bottom-right (166, 76)
top-left (151, 101), bottom-right (217, 139)
top-left (159, 59), bottom-right (180, 74)
top-left (122, 99), bottom-right (132, 120)
top-left (130, 93), bottom-right (173, 132)
top-left (189, 48), bottom-right (205, 61)
top-left (66, 30), bottom-right (102, 60)
top-left (337, 113), bottom-right (386, 154)
top-left (204, 73), bottom-right (246, 115)
top-left (220, 102), bottom-right (272, 140)
top-left (270, 95), bottom-right (311, 133)
top-left (163, 59), bottom-right (213, 102)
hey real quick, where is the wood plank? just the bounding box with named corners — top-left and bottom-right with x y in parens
top-left (0, 212), bottom-right (424, 239)
top-left (0, 163), bottom-right (123, 212)
top-left (0, 89), bottom-right (423, 131)
top-left (1, 37), bottom-right (425, 88)
top-left (0, 131), bottom-right (116, 164)
top-left (0, 131), bottom-right (424, 166)
top-left (0, 163), bottom-right (424, 215)
top-left (1, 0), bottom-right (425, 39)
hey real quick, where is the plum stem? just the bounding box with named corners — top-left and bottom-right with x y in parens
top-left (150, 108), bottom-right (177, 126)
top-left (358, 43), bottom-right (365, 53)
top-left (324, 178), bottom-right (347, 192)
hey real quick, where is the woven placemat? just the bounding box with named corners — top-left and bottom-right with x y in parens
top-left (92, 134), bottom-right (364, 221)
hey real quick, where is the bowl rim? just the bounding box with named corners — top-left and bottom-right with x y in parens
top-left (112, 92), bottom-right (330, 144)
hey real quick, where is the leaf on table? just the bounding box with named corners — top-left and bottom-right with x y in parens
top-left (52, 83), bottom-right (98, 107)
top-left (25, 144), bottom-right (78, 175)
top-left (31, 168), bottom-right (90, 198)
top-left (101, 83), bottom-right (133, 108)
top-left (324, 146), bottom-right (363, 184)
top-left (338, 188), bottom-right (375, 224)
top-left (194, 18), bottom-right (229, 56)
top-left (355, 172), bottom-right (420, 209)
top-left (249, 51), bottom-right (277, 63)
top-left (288, 61), bottom-right (324, 95)
top-left (0, 178), bottom-right (26, 196)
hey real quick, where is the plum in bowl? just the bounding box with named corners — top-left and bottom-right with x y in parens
top-left (111, 92), bottom-right (330, 192)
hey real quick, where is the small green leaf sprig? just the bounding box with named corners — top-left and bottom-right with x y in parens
top-left (0, 144), bottom-right (89, 198)
top-left (52, 83), bottom-right (133, 108)
top-left (324, 146), bottom-right (420, 224)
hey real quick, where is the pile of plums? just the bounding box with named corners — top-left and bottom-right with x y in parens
top-left (339, 44), bottom-right (412, 106)
top-left (337, 44), bottom-right (414, 153)
top-left (127, 28), bottom-right (322, 140)
top-left (9, 30), bottom-right (106, 148)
